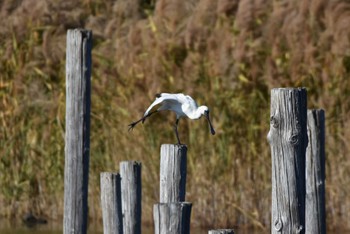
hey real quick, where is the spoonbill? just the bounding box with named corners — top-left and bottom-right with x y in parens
top-left (128, 93), bottom-right (216, 144)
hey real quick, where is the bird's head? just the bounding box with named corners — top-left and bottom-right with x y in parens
top-left (198, 106), bottom-right (209, 115)
top-left (199, 106), bottom-right (216, 135)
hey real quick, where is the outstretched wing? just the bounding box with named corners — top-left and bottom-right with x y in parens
top-left (144, 93), bottom-right (182, 117)
top-left (129, 93), bottom-right (184, 131)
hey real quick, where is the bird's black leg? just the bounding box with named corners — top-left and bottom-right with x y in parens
top-left (141, 110), bottom-right (157, 124)
top-left (174, 118), bottom-right (181, 145)
top-left (128, 118), bottom-right (143, 131)
top-left (128, 110), bottom-right (158, 131)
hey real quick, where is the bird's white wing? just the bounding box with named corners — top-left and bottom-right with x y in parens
top-left (144, 94), bottom-right (181, 116)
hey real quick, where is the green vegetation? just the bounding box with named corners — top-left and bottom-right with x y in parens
top-left (1, 0), bottom-right (350, 230)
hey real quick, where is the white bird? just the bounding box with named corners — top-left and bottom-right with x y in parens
top-left (128, 93), bottom-right (216, 144)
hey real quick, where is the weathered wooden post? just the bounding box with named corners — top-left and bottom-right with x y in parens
top-left (160, 144), bottom-right (187, 202)
top-left (64, 29), bottom-right (92, 234)
top-left (120, 161), bottom-right (142, 234)
top-left (100, 172), bottom-right (123, 234)
top-left (208, 229), bottom-right (235, 234)
top-left (267, 88), bottom-right (308, 234)
top-left (153, 202), bottom-right (192, 234)
top-left (305, 109), bottom-right (326, 234)
top-left (153, 144), bottom-right (192, 234)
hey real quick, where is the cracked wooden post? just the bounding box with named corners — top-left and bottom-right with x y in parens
top-left (64, 29), bottom-right (92, 234)
top-left (305, 109), bottom-right (326, 234)
top-left (120, 161), bottom-right (142, 234)
top-left (267, 88), bottom-right (308, 234)
top-left (153, 202), bottom-right (192, 234)
top-left (100, 172), bottom-right (123, 234)
top-left (160, 144), bottom-right (187, 203)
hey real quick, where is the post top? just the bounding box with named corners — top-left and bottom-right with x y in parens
top-left (154, 202), bottom-right (192, 206)
top-left (119, 161), bottom-right (142, 166)
top-left (161, 144), bottom-right (188, 148)
top-left (271, 87), bottom-right (306, 92)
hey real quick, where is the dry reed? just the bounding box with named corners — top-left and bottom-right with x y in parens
top-left (1, 0), bottom-right (350, 231)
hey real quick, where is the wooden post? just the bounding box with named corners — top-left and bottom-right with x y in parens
top-left (305, 109), bottom-right (326, 234)
top-left (64, 29), bottom-right (92, 234)
top-left (153, 202), bottom-right (192, 234)
top-left (160, 144), bottom-right (187, 203)
top-left (120, 161), bottom-right (142, 234)
top-left (267, 88), bottom-right (308, 234)
top-left (208, 230), bottom-right (235, 234)
top-left (100, 172), bottom-right (123, 234)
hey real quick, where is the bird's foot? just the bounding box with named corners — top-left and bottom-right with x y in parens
top-left (128, 122), bottom-right (137, 131)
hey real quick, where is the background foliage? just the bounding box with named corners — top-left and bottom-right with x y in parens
top-left (1, 0), bottom-right (350, 231)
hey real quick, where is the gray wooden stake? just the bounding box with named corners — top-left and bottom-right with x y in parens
top-left (305, 109), bottom-right (326, 234)
top-left (120, 161), bottom-right (142, 234)
top-left (100, 172), bottom-right (123, 234)
top-left (160, 144), bottom-right (187, 203)
top-left (153, 202), bottom-right (192, 234)
top-left (267, 88), bottom-right (308, 234)
top-left (208, 230), bottom-right (235, 234)
top-left (64, 29), bottom-right (92, 234)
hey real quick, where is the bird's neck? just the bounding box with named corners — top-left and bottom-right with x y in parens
top-left (187, 111), bottom-right (201, 120)
top-left (187, 107), bottom-right (204, 120)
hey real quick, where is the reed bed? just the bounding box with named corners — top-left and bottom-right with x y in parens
top-left (1, 0), bottom-right (350, 230)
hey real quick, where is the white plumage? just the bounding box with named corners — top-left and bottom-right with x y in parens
top-left (128, 93), bottom-right (215, 144)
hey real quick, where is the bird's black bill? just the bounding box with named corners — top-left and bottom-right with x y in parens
top-left (205, 111), bottom-right (216, 135)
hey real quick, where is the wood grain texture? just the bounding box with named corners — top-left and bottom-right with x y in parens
top-left (305, 109), bottom-right (326, 234)
top-left (208, 230), bottom-right (235, 234)
top-left (100, 172), bottom-right (123, 234)
top-left (160, 144), bottom-right (187, 203)
top-left (153, 202), bottom-right (192, 234)
top-left (267, 88), bottom-right (307, 234)
top-left (64, 29), bottom-right (92, 234)
top-left (120, 161), bottom-right (142, 234)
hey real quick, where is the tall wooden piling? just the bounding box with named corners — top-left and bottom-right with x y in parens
top-left (120, 161), bottom-right (142, 234)
top-left (160, 144), bottom-right (187, 202)
top-left (64, 29), bottom-right (92, 234)
top-left (267, 88), bottom-right (308, 234)
top-left (153, 202), bottom-right (192, 234)
top-left (305, 109), bottom-right (326, 234)
top-left (100, 172), bottom-right (123, 234)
